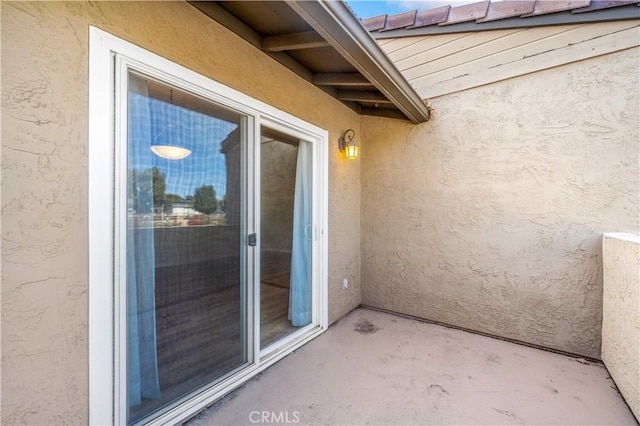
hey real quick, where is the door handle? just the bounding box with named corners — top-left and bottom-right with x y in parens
top-left (248, 233), bottom-right (257, 246)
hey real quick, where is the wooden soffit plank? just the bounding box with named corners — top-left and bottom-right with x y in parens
top-left (313, 73), bottom-right (375, 86)
top-left (262, 31), bottom-right (330, 51)
top-left (337, 90), bottom-right (394, 103)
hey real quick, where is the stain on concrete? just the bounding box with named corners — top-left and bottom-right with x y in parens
top-left (485, 353), bottom-right (502, 365)
top-left (493, 408), bottom-right (525, 424)
top-left (545, 385), bottom-right (559, 394)
top-left (428, 384), bottom-right (450, 395)
top-left (354, 318), bottom-right (379, 334)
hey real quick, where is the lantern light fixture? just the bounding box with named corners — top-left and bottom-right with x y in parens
top-left (338, 128), bottom-right (359, 160)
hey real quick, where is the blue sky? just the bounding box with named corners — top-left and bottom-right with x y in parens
top-left (345, 0), bottom-right (472, 19)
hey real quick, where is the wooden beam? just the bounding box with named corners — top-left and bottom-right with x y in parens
top-left (336, 91), bottom-right (393, 103)
top-left (262, 31), bottom-right (329, 52)
top-left (189, 2), bottom-right (262, 48)
top-left (360, 108), bottom-right (410, 121)
top-left (313, 73), bottom-right (375, 87)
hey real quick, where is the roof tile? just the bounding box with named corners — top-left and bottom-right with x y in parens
top-left (439, 1), bottom-right (490, 26)
top-left (438, 1), bottom-right (490, 26)
top-left (381, 10), bottom-right (417, 31)
top-left (572, 0), bottom-right (640, 13)
top-left (361, 14), bottom-right (387, 32)
top-left (362, 0), bottom-right (640, 34)
top-left (523, 0), bottom-right (591, 17)
top-left (411, 6), bottom-right (451, 28)
top-left (476, 0), bottom-right (536, 22)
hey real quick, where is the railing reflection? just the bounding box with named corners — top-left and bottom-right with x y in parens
top-left (128, 212), bottom-right (228, 228)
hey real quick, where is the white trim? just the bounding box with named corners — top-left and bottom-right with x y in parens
top-left (251, 116), bottom-right (261, 366)
top-left (88, 27), bottom-right (116, 425)
top-left (113, 54), bottom-right (130, 426)
top-left (257, 118), bottom-right (329, 358)
top-left (88, 26), bottom-right (329, 425)
top-left (246, 114), bottom-right (259, 368)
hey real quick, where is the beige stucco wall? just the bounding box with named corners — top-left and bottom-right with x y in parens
top-left (362, 47), bottom-right (640, 358)
top-left (261, 141), bottom-right (297, 253)
top-left (1, 1), bottom-right (361, 423)
top-left (602, 233), bottom-right (640, 420)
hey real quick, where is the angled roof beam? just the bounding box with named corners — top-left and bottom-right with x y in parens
top-left (262, 31), bottom-right (330, 52)
top-left (286, 0), bottom-right (431, 123)
top-left (189, 1), bottom-right (262, 47)
top-left (189, 2), bottom-right (313, 80)
top-left (314, 73), bottom-right (375, 86)
top-left (337, 91), bottom-right (393, 103)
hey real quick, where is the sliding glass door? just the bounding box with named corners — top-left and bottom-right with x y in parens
top-left (259, 127), bottom-right (313, 350)
top-left (125, 73), bottom-right (249, 423)
top-left (122, 72), bottom-right (322, 424)
top-left (89, 30), bottom-right (328, 425)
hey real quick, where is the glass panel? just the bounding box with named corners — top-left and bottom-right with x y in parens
top-left (126, 73), bottom-right (246, 424)
top-left (260, 127), bottom-right (312, 349)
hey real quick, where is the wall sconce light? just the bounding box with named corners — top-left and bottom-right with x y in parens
top-left (151, 123), bottom-right (192, 160)
top-left (338, 129), bottom-right (359, 160)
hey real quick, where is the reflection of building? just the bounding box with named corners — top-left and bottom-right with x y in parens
top-left (171, 201), bottom-right (196, 217)
top-left (220, 128), bottom-right (241, 226)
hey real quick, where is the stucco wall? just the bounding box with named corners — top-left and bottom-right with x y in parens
top-left (602, 233), bottom-right (640, 420)
top-left (261, 141), bottom-right (297, 253)
top-left (362, 47), bottom-right (640, 358)
top-left (1, 1), bottom-right (361, 423)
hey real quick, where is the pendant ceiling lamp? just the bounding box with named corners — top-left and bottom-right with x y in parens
top-left (150, 89), bottom-right (192, 160)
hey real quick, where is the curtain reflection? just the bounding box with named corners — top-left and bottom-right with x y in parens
top-left (127, 78), bottom-right (161, 407)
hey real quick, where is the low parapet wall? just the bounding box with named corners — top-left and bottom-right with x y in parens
top-left (602, 233), bottom-right (639, 420)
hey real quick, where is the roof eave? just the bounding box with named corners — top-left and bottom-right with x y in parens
top-left (286, 1), bottom-right (431, 124)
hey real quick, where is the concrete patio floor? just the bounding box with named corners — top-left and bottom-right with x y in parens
top-left (187, 308), bottom-right (637, 425)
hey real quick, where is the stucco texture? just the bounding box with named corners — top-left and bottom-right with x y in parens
top-left (602, 233), bottom-right (640, 420)
top-left (261, 141), bottom-right (297, 254)
top-left (362, 48), bottom-right (640, 359)
top-left (1, 1), bottom-right (361, 423)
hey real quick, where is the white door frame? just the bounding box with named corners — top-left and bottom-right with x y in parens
top-left (88, 26), bottom-right (328, 426)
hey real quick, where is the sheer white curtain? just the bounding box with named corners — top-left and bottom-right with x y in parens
top-left (127, 76), bottom-right (161, 407)
top-left (289, 141), bottom-right (312, 326)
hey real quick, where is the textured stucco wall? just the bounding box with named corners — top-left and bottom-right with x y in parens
top-left (362, 47), bottom-right (640, 358)
top-left (1, 1), bottom-right (361, 423)
top-left (261, 141), bottom-right (297, 253)
top-left (602, 233), bottom-right (640, 419)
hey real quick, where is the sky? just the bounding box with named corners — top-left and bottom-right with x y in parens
top-left (345, 0), bottom-right (475, 19)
